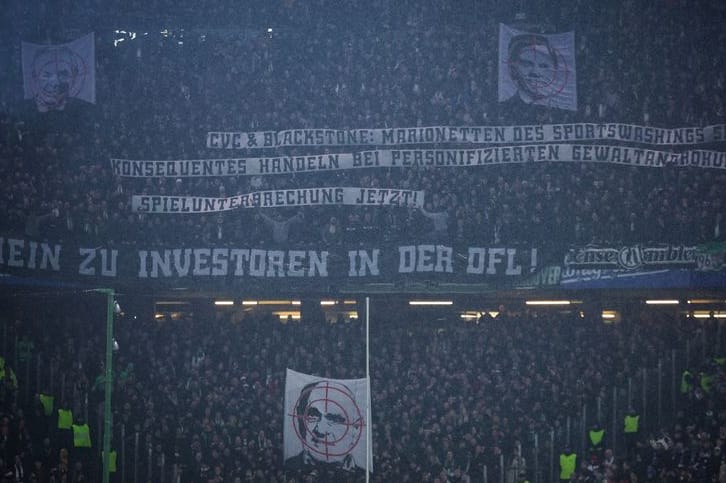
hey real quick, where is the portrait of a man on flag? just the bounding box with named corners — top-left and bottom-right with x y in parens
top-left (21, 33), bottom-right (96, 112)
top-left (498, 24), bottom-right (577, 111)
top-left (283, 368), bottom-right (372, 474)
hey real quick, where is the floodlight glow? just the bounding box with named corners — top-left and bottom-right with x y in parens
top-left (274, 311), bottom-right (300, 320)
top-left (691, 311), bottom-right (726, 319)
top-left (459, 312), bottom-right (480, 320)
top-left (525, 300), bottom-right (571, 306)
top-left (409, 300), bottom-right (453, 306)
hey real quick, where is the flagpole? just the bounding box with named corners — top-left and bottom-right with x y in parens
top-left (365, 296), bottom-right (371, 483)
top-left (98, 288), bottom-right (114, 483)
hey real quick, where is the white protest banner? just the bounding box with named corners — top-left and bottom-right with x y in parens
top-left (498, 24), bottom-right (577, 111)
top-left (111, 154), bottom-right (344, 177)
top-left (677, 150), bottom-right (726, 169)
top-left (113, 145), bottom-right (726, 178)
top-left (206, 123), bottom-right (726, 149)
top-left (283, 369), bottom-right (372, 472)
top-left (22, 33), bottom-right (96, 111)
top-left (131, 187), bottom-right (424, 213)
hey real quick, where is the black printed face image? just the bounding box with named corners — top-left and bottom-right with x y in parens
top-left (30, 46), bottom-right (87, 111)
top-left (292, 380), bottom-right (364, 462)
top-left (507, 34), bottom-right (567, 102)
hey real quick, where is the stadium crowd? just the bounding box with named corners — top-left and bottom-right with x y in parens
top-left (0, 300), bottom-right (723, 482)
top-left (0, 0), bottom-right (726, 481)
top-left (0, 1), bottom-right (725, 252)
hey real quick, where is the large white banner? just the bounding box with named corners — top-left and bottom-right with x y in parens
top-left (498, 24), bottom-right (577, 111)
top-left (206, 123), bottom-right (726, 149)
top-left (113, 146), bottom-right (726, 178)
top-left (132, 187), bottom-right (424, 213)
top-left (283, 369), bottom-right (371, 472)
top-left (22, 33), bottom-right (96, 112)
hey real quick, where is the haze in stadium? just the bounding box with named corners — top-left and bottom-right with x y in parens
top-left (1, 0), bottom-right (725, 481)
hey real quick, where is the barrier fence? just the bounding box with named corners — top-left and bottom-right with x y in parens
top-left (1, 315), bottom-right (723, 482)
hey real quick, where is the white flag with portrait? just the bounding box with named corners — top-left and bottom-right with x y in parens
top-left (21, 33), bottom-right (96, 112)
top-left (283, 369), bottom-right (372, 472)
top-left (498, 24), bottom-right (577, 111)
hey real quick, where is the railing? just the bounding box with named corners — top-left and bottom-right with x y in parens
top-left (479, 318), bottom-right (723, 483)
top-left (2, 316), bottom-right (723, 482)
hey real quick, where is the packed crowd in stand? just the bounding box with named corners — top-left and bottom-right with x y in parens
top-left (0, 300), bottom-right (723, 482)
top-left (1, 0), bottom-right (726, 481)
top-left (1, 1), bottom-right (726, 251)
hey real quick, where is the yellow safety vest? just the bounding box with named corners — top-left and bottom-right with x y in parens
top-left (39, 394), bottom-right (54, 416)
top-left (680, 370), bottom-right (692, 393)
top-left (700, 372), bottom-right (714, 393)
top-left (7, 369), bottom-right (16, 389)
top-left (559, 453), bottom-right (576, 480)
top-left (72, 423), bottom-right (92, 448)
top-left (101, 450), bottom-right (117, 472)
top-left (589, 429), bottom-right (604, 446)
top-left (624, 414), bottom-right (639, 433)
top-left (58, 409), bottom-right (73, 429)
